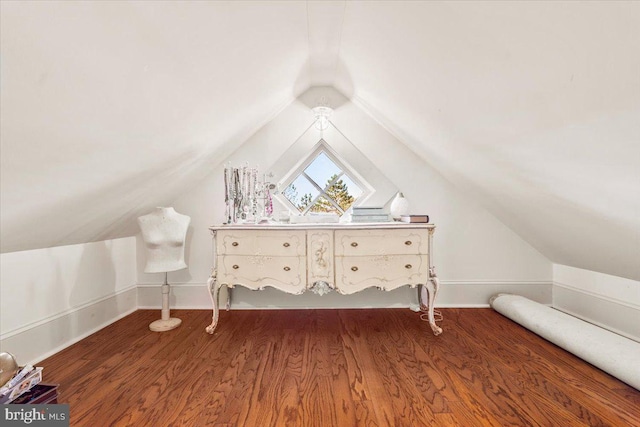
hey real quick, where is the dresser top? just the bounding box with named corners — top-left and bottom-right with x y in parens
top-left (209, 222), bottom-right (435, 231)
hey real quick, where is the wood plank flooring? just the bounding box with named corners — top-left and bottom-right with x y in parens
top-left (39, 309), bottom-right (640, 426)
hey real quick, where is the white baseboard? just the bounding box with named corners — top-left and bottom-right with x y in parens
top-left (137, 283), bottom-right (212, 309)
top-left (137, 280), bottom-right (552, 309)
top-left (438, 281), bottom-right (552, 307)
top-left (553, 282), bottom-right (640, 342)
top-left (0, 287), bottom-right (137, 366)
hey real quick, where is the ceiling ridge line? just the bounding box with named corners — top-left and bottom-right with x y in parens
top-left (332, 0), bottom-right (348, 86)
top-left (306, 1), bottom-right (312, 68)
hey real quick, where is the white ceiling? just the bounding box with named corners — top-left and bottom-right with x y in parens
top-left (1, 1), bottom-right (638, 279)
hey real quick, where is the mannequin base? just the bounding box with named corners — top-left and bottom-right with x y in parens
top-left (149, 317), bottom-right (182, 332)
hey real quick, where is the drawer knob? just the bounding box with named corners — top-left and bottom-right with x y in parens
top-left (232, 264), bottom-right (239, 269)
top-left (351, 242), bottom-right (358, 247)
top-left (405, 264), bottom-right (412, 269)
top-left (283, 242), bottom-right (290, 247)
top-left (405, 240), bottom-right (412, 246)
top-left (351, 266), bottom-right (358, 272)
top-left (283, 266), bottom-right (291, 271)
top-left (232, 242), bottom-right (239, 247)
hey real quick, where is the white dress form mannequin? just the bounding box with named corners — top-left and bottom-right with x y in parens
top-left (137, 207), bottom-right (191, 332)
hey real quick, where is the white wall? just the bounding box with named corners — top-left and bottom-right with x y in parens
top-left (0, 237), bottom-right (137, 365)
top-left (553, 264), bottom-right (640, 342)
top-left (168, 89), bottom-right (552, 309)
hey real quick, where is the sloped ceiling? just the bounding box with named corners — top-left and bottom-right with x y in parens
top-left (1, 1), bottom-right (309, 251)
top-left (1, 2), bottom-right (638, 280)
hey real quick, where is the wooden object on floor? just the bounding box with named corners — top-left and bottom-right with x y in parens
top-left (39, 309), bottom-right (640, 427)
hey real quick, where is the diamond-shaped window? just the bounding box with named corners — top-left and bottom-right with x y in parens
top-left (281, 142), bottom-right (365, 216)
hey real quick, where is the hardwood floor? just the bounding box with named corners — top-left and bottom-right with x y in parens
top-left (39, 309), bottom-right (640, 426)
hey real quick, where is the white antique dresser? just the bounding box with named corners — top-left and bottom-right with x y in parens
top-left (205, 223), bottom-right (442, 336)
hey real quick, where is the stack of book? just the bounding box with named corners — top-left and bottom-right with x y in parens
top-left (399, 214), bottom-right (430, 223)
top-left (350, 207), bottom-right (390, 223)
top-left (0, 365), bottom-right (49, 404)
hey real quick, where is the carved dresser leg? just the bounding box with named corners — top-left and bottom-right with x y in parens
top-left (421, 267), bottom-right (443, 336)
top-left (205, 273), bottom-right (221, 334)
top-left (418, 284), bottom-right (429, 312)
top-left (226, 287), bottom-right (232, 311)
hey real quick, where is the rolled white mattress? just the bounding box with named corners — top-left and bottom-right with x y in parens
top-left (490, 293), bottom-right (640, 390)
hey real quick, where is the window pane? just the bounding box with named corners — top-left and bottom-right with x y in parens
top-left (304, 152), bottom-right (341, 188)
top-left (283, 175), bottom-right (319, 212)
top-left (326, 175), bottom-right (359, 212)
top-left (338, 175), bottom-right (363, 199)
top-left (308, 196), bottom-right (341, 214)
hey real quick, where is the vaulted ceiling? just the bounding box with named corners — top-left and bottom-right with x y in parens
top-left (1, 1), bottom-right (638, 280)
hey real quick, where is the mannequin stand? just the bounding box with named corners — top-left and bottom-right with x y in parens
top-left (149, 272), bottom-right (182, 332)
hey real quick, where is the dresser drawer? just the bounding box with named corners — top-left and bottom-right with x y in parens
top-left (217, 230), bottom-right (306, 256)
top-left (335, 229), bottom-right (429, 256)
top-left (335, 255), bottom-right (427, 293)
top-left (217, 255), bottom-right (306, 290)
